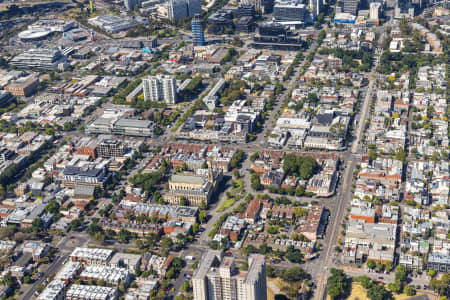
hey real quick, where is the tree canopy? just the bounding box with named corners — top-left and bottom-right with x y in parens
top-left (283, 154), bottom-right (317, 180)
top-left (327, 268), bottom-right (351, 300)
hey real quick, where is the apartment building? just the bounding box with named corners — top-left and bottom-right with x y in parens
top-left (63, 164), bottom-right (110, 188)
top-left (142, 75), bottom-right (177, 104)
top-left (97, 139), bottom-right (126, 158)
top-left (66, 285), bottom-right (118, 300)
top-left (37, 280), bottom-right (66, 300)
top-left (70, 247), bottom-right (114, 265)
top-left (80, 265), bottom-right (130, 285)
top-left (193, 251), bottom-right (267, 300)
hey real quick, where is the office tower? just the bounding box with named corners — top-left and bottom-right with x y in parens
top-left (124, 0), bottom-right (138, 10)
top-left (273, 0), bottom-right (306, 21)
top-left (310, 0), bottom-right (322, 17)
top-left (369, 2), bottom-right (381, 19)
top-left (187, 0), bottom-right (202, 16)
top-left (191, 15), bottom-right (205, 46)
top-left (237, 3), bottom-right (256, 18)
top-left (244, 0), bottom-right (273, 13)
top-left (142, 75), bottom-right (177, 104)
top-left (343, 0), bottom-right (358, 15)
top-left (193, 251), bottom-right (267, 300)
top-left (168, 0), bottom-right (202, 20)
top-left (262, 0), bottom-right (274, 13)
top-left (394, 0), bottom-right (414, 17)
top-left (168, 0), bottom-right (188, 21)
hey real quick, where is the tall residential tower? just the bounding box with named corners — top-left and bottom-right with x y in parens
top-left (142, 75), bottom-right (177, 104)
top-left (193, 251), bottom-right (267, 300)
top-left (191, 15), bottom-right (205, 46)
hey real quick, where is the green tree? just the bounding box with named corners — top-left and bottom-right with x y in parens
top-left (161, 237), bottom-right (173, 250)
top-left (327, 268), bottom-right (350, 300)
top-left (367, 259), bottom-right (376, 269)
top-left (428, 269), bottom-right (436, 278)
top-left (429, 273), bottom-right (450, 296)
top-left (294, 207), bottom-right (308, 218)
top-left (192, 223), bottom-right (199, 234)
top-left (395, 147), bottom-right (406, 162)
top-left (45, 199), bottom-right (60, 214)
top-left (285, 245), bottom-right (302, 263)
top-left (198, 210), bottom-right (208, 223)
top-left (179, 197), bottom-right (188, 206)
top-left (36, 284), bottom-right (46, 293)
top-left (388, 280), bottom-right (403, 294)
top-left (181, 281), bottom-right (190, 292)
top-left (385, 261), bottom-right (393, 271)
top-left (282, 266), bottom-right (306, 283)
top-left (70, 219), bottom-right (82, 231)
top-left (267, 226), bottom-right (278, 234)
top-left (367, 284), bottom-right (390, 300)
top-left (395, 265), bottom-right (407, 282)
top-left (118, 229), bottom-right (131, 243)
top-left (251, 173), bottom-right (262, 191)
top-left (357, 276), bottom-right (374, 289)
top-left (23, 275), bottom-right (31, 284)
top-left (283, 154), bottom-right (317, 180)
top-left (376, 261), bottom-right (384, 272)
top-left (404, 285), bottom-right (416, 296)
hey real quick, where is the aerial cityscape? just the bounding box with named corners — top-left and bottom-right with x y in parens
top-left (0, 0), bottom-right (448, 299)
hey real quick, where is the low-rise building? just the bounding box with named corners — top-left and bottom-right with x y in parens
top-left (70, 247), bottom-right (114, 265)
top-left (37, 280), bottom-right (66, 300)
top-left (301, 205), bottom-right (325, 241)
top-left (66, 285), bottom-right (118, 300)
top-left (5, 76), bottom-right (39, 97)
top-left (109, 253), bottom-right (141, 271)
top-left (80, 265), bottom-right (130, 285)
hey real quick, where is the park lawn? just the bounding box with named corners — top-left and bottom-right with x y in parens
top-left (217, 198), bottom-right (236, 212)
top-left (267, 278), bottom-right (290, 300)
top-left (326, 283), bottom-right (428, 300)
top-left (347, 283), bottom-right (370, 300)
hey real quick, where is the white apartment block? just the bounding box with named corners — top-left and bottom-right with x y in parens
top-left (70, 247), bottom-right (114, 265)
top-left (66, 285), bottom-right (118, 300)
top-left (193, 251), bottom-right (267, 300)
top-left (37, 280), bottom-right (66, 300)
top-left (142, 75), bottom-right (177, 104)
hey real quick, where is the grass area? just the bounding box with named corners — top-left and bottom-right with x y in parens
top-left (62, 7), bottom-right (103, 19)
top-left (347, 283), bottom-right (369, 300)
top-left (273, 278), bottom-right (288, 290)
top-left (267, 279), bottom-right (287, 300)
top-left (217, 198), bottom-right (236, 212)
top-left (326, 283), bottom-right (429, 300)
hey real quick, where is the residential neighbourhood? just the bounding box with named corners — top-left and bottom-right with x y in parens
top-left (0, 0), bottom-right (447, 299)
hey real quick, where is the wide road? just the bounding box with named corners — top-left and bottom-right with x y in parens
top-left (314, 157), bottom-right (356, 300)
top-left (351, 68), bottom-right (376, 154)
top-left (19, 254), bottom-right (68, 300)
top-left (314, 43), bottom-right (383, 299)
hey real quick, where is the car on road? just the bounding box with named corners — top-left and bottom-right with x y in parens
top-left (378, 277), bottom-right (384, 280)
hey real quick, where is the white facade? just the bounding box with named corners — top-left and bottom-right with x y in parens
top-left (142, 75), bottom-right (177, 104)
top-left (193, 251), bottom-right (267, 300)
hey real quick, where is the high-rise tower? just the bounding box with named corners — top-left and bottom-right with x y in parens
top-left (191, 14), bottom-right (205, 46)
